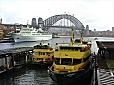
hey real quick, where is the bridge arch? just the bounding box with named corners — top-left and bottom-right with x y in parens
top-left (43, 14), bottom-right (85, 30)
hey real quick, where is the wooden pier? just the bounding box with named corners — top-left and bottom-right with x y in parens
top-left (0, 47), bottom-right (33, 73)
top-left (95, 41), bottom-right (114, 85)
top-left (96, 41), bottom-right (114, 59)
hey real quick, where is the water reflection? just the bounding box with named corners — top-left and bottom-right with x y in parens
top-left (0, 65), bottom-right (55, 85)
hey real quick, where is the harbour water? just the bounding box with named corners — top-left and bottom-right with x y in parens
top-left (0, 36), bottom-right (114, 85)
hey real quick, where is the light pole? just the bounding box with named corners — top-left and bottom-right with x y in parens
top-left (64, 12), bottom-right (66, 27)
top-left (67, 12), bottom-right (69, 27)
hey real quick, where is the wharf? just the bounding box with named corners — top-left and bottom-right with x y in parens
top-left (96, 41), bottom-right (114, 59)
top-left (0, 47), bottom-right (33, 73)
top-left (96, 41), bottom-right (114, 85)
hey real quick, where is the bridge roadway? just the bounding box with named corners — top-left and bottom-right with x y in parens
top-left (1, 24), bottom-right (80, 30)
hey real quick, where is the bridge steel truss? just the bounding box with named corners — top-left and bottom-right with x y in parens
top-left (43, 14), bottom-right (85, 30)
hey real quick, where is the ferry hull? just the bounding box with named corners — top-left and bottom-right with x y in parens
top-left (48, 65), bottom-right (92, 85)
top-left (12, 34), bottom-right (52, 42)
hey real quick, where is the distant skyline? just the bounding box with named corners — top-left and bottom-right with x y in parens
top-left (0, 0), bottom-right (114, 31)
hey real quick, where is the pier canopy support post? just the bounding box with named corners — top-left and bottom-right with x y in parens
top-left (102, 50), bottom-right (105, 59)
top-left (110, 51), bottom-right (114, 59)
top-left (28, 50), bottom-right (33, 62)
top-left (12, 54), bottom-right (15, 67)
top-left (4, 54), bottom-right (9, 70)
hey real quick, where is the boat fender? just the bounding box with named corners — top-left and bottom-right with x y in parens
top-left (47, 70), bottom-right (50, 74)
top-left (14, 61), bottom-right (16, 66)
top-left (7, 64), bottom-right (9, 69)
top-left (4, 64), bottom-right (9, 69)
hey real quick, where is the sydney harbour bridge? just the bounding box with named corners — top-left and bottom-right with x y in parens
top-left (32, 14), bottom-right (85, 31)
top-left (1, 14), bottom-right (86, 32)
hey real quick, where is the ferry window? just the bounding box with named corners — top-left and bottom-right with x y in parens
top-left (75, 39), bottom-right (81, 43)
top-left (34, 52), bottom-right (38, 55)
top-left (35, 45), bottom-right (42, 49)
top-left (46, 52), bottom-right (49, 55)
top-left (75, 47), bottom-right (79, 51)
top-left (60, 47), bottom-right (80, 51)
top-left (40, 52), bottom-right (45, 55)
top-left (61, 58), bottom-right (72, 65)
top-left (43, 52), bottom-right (45, 55)
top-left (55, 58), bottom-right (60, 65)
top-left (40, 52), bottom-right (42, 55)
top-left (83, 56), bottom-right (89, 62)
top-left (36, 52), bottom-right (40, 55)
top-left (50, 52), bottom-right (53, 54)
top-left (73, 59), bottom-right (81, 65)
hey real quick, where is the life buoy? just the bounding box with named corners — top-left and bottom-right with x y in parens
top-left (85, 46), bottom-right (90, 50)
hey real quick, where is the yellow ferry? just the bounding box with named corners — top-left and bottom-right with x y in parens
top-left (31, 41), bottom-right (54, 65)
top-left (48, 29), bottom-right (93, 85)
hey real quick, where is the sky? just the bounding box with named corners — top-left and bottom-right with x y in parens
top-left (0, 0), bottom-right (114, 31)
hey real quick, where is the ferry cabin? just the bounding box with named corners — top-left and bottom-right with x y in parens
top-left (52, 44), bottom-right (91, 72)
top-left (32, 45), bottom-right (54, 64)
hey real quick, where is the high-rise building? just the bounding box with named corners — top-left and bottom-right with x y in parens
top-left (31, 18), bottom-right (37, 28)
top-left (86, 25), bottom-right (89, 35)
top-left (94, 29), bottom-right (96, 32)
top-left (112, 27), bottom-right (114, 32)
top-left (0, 18), bottom-right (2, 24)
top-left (38, 17), bottom-right (43, 29)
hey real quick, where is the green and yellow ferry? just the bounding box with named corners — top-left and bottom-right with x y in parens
top-left (47, 29), bottom-right (93, 85)
top-left (31, 42), bottom-right (54, 65)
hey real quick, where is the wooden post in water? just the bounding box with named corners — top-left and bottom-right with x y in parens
top-left (25, 52), bottom-right (28, 63)
top-left (12, 54), bottom-right (15, 67)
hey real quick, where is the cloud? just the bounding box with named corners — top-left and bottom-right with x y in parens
top-left (0, 0), bottom-right (113, 31)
